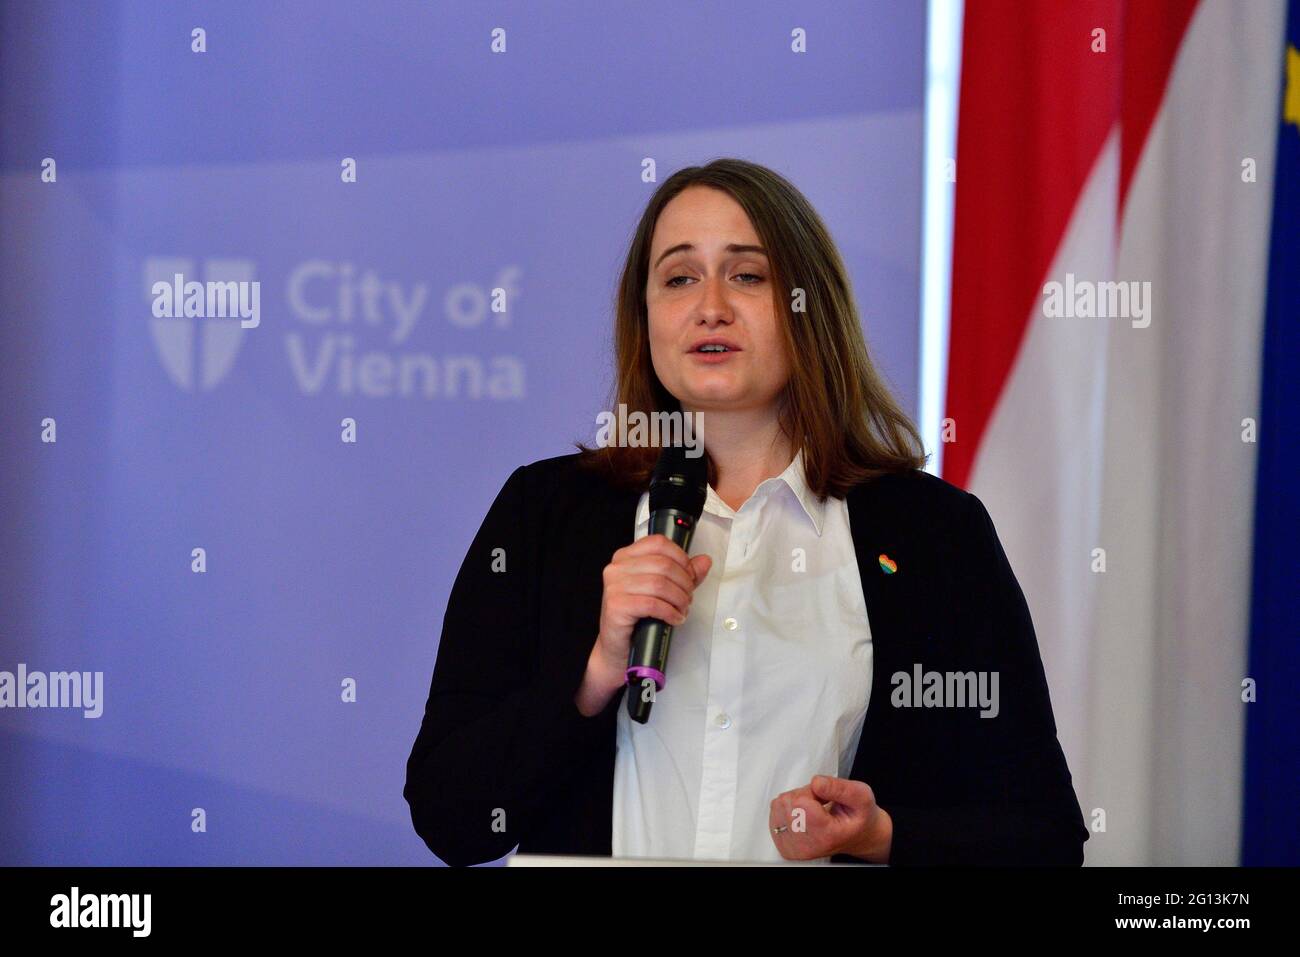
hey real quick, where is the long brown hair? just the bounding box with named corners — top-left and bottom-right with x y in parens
top-left (574, 157), bottom-right (926, 499)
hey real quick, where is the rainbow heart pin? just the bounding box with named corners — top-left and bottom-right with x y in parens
top-left (878, 553), bottom-right (898, 575)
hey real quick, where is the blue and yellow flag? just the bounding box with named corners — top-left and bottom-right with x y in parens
top-left (1242, 0), bottom-right (1300, 866)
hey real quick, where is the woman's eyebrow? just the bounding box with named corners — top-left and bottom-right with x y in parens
top-left (653, 243), bottom-right (768, 269)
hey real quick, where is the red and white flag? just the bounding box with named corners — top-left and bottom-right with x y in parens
top-left (944, 0), bottom-right (1285, 864)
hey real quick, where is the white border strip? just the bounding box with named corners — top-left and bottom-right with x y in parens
top-left (919, 0), bottom-right (964, 477)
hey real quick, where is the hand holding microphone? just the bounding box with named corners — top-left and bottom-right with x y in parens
top-left (578, 443), bottom-right (710, 722)
top-left (591, 533), bottom-right (711, 704)
top-left (620, 444), bottom-right (709, 723)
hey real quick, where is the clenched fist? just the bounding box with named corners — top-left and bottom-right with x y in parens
top-left (769, 775), bottom-right (892, 863)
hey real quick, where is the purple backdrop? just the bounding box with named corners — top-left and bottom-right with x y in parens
top-left (0, 0), bottom-right (926, 864)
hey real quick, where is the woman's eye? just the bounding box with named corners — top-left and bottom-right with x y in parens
top-left (665, 273), bottom-right (764, 288)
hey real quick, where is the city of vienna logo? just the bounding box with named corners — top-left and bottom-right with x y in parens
top-left (145, 257), bottom-right (259, 391)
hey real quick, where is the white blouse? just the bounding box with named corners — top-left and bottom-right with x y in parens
top-left (611, 448), bottom-right (874, 862)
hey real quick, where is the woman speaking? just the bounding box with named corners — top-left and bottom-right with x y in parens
top-left (403, 158), bottom-right (1088, 866)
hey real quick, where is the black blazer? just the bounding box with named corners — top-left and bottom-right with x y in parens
top-left (404, 453), bottom-right (1089, 866)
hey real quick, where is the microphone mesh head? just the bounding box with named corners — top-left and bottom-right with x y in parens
top-left (648, 443), bottom-right (708, 518)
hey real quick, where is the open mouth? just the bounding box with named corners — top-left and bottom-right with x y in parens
top-left (690, 346), bottom-right (739, 362)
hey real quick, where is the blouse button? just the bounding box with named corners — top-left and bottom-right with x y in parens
top-left (723, 617), bottom-right (738, 631)
top-left (715, 712), bottom-right (732, 729)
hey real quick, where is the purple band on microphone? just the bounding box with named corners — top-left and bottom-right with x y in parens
top-left (626, 666), bottom-right (665, 691)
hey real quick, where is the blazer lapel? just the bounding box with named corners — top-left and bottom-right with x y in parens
top-left (843, 478), bottom-right (914, 784)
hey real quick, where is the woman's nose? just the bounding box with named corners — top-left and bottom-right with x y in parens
top-left (695, 274), bottom-right (732, 318)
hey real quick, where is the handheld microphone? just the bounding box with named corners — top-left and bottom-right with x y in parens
top-left (626, 443), bottom-right (708, 724)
